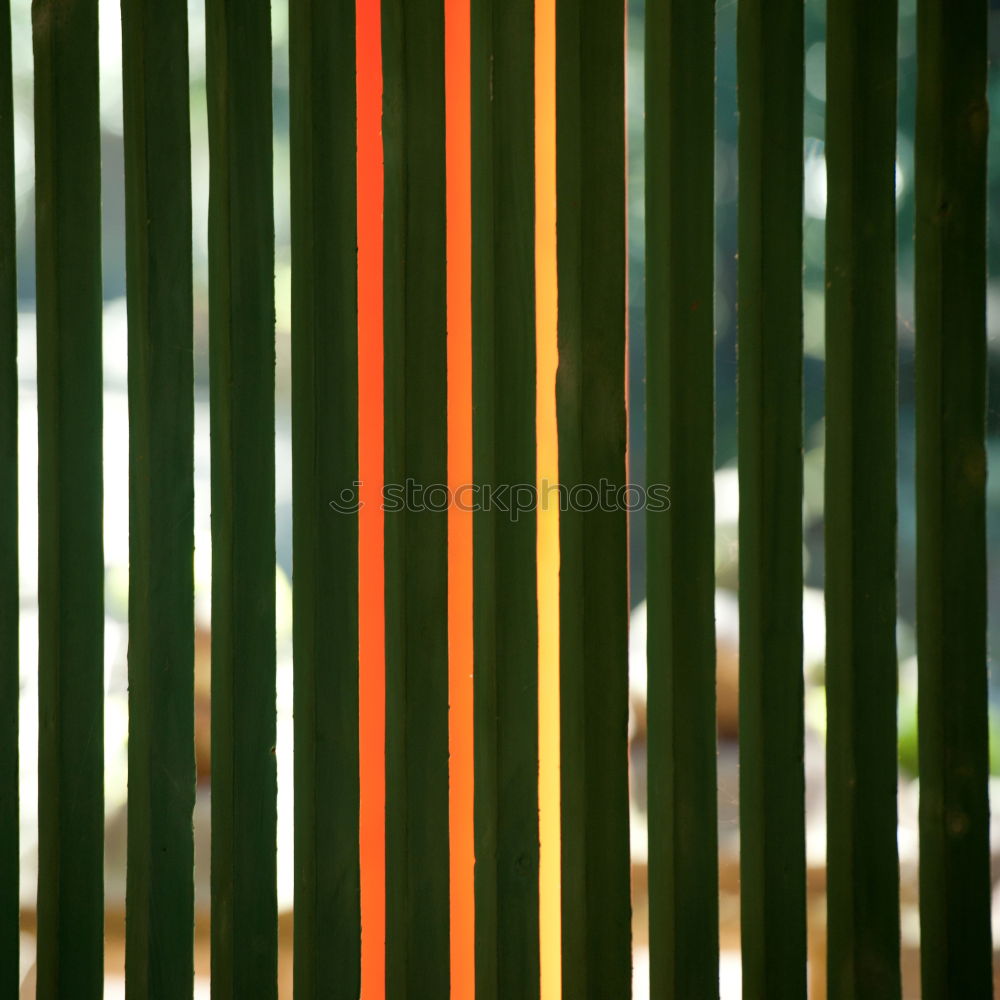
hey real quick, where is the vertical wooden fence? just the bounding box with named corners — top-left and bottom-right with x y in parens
top-left (0, 0), bottom-right (994, 997)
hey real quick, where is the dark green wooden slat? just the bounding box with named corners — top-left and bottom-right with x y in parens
top-left (470, 0), bottom-right (538, 995)
top-left (736, 0), bottom-right (807, 995)
top-left (824, 1), bottom-right (901, 996)
top-left (289, 0), bottom-right (360, 996)
top-left (382, 0), bottom-right (450, 996)
top-left (0, 0), bottom-right (15, 991)
top-left (914, 0), bottom-right (992, 994)
top-left (32, 1), bottom-right (104, 995)
top-left (205, 0), bottom-right (277, 994)
top-left (644, 0), bottom-right (718, 996)
top-left (555, 2), bottom-right (630, 995)
top-left (120, 1), bottom-right (196, 995)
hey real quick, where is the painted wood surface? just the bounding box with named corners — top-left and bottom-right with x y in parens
top-left (915, 0), bottom-right (993, 994)
top-left (555, 2), bottom-right (631, 996)
top-left (32, 1), bottom-right (105, 994)
top-left (205, 0), bottom-right (277, 994)
top-left (0, 0), bottom-right (14, 991)
top-left (382, 1), bottom-right (451, 995)
top-left (289, 1), bottom-right (362, 997)
top-left (645, 0), bottom-right (719, 996)
top-left (824, 1), bottom-right (901, 996)
top-left (737, 0), bottom-right (808, 994)
top-left (120, 0), bottom-right (196, 995)
top-left (470, 0), bottom-right (539, 995)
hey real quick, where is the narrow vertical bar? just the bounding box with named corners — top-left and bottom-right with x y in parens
top-left (32, 0), bottom-right (104, 994)
top-left (290, 0), bottom-right (360, 996)
top-left (445, 2), bottom-right (476, 996)
top-left (824, 1), bottom-right (901, 996)
top-left (914, 0), bottom-right (992, 994)
top-left (205, 0), bottom-right (277, 994)
top-left (736, 0), bottom-right (807, 994)
top-left (644, 0), bottom-right (718, 995)
top-left (534, 0), bottom-right (561, 991)
top-left (120, 0), bottom-right (196, 994)
top-left (381, 0), bottom-right (450, 995)
top-left (0, 0), bottom-right (15, 990)
top-left (470, 0), bottom-right (539, 993)
top-left (555, 2), bottom-right (631, 996)
top-left (357, 0), bottom-right (386, 995)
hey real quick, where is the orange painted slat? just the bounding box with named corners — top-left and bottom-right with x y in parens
top-left (534, 0), bottom-right (561, 996)
top-left (445, 0), bottom-right (476, 996)
top-left (357, 1), bottom-right (386, 996)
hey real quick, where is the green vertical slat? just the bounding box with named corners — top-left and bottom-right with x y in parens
top-left (120, 0), bottom-right (196, 995)
top-left (0, 0), bottom-right (16, 991)
top-left (32, 0), bottom-right (104, 995)
top-left (382, 0), bottom-right (450, 996)
top-left (914, 0), bottom-right (992, 994)
top-left (644, 0), bottom-right (718, 996)
top-left (289, 0), bottom-right (360, 996)
top-left (555, 2), bottom-right (631, 996)
top-left (205, 0), bottom-right (277, 995)
top-left (0, 0), bottom-right (15, 991)
top-left (824, 1), bottom-right (901, 997)
top-left (470, 0), bottom-right (538, 995)
top-left (736, 0), bottom-right (807, 995)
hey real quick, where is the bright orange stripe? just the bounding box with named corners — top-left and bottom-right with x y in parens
top-left (535, 0), bottom-right (561, 996)
top-left (445, 0), bottom-right (476, 996)
top-left (357, 1), bottom-right (385, 996)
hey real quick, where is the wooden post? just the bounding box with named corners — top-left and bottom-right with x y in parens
top-left (32, 0), bottom-right (104, 994)
top-left (737, 0), bottom-right (808, 994)
top-left (824, 0), bottom-right (901, 995)
top-left (0, 0), bottom-right (16, 990)
top-left (289, 0), bottom-right (362, 995)
top-left (915, 0), bottom-right (993, 994)
top-left (205, 0), bottom-right (277, 994)
top-left (382, 1), bottom-right (451, 995)
top-left (470, 0), bottom-right (539, 994)
top-left (555, 2), bottom-right (631, 995)
top-left (121, 0), bottom-right (196, 994)
top-left (645, 0), bottom-right (719, 995)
